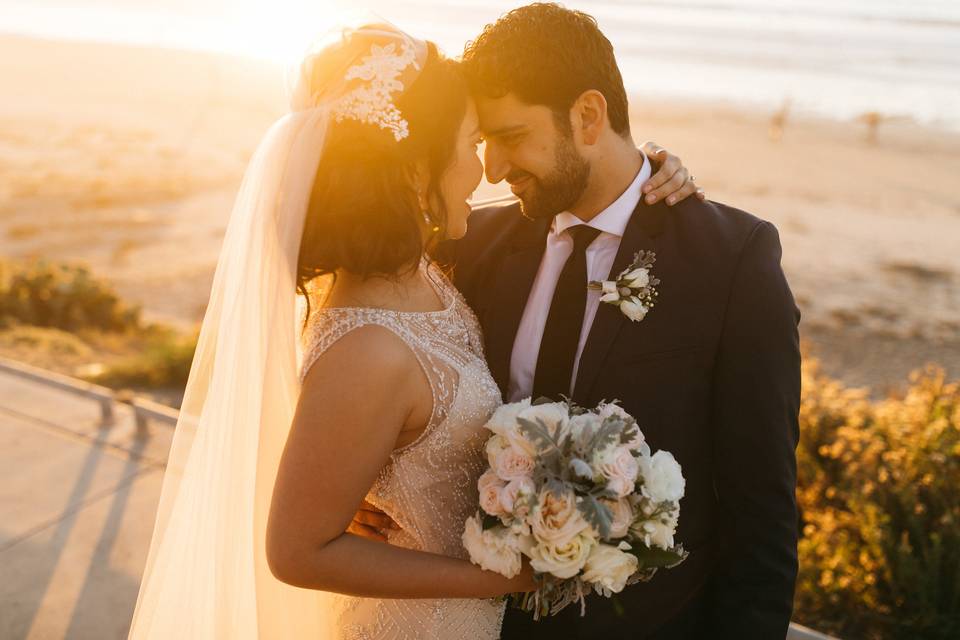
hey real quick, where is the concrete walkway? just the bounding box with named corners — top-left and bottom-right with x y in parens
top-left (0, 368), bottom-right (173, 640)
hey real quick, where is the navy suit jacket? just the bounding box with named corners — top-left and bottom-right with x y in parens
top-left (440, 195), bottom-right (801, 639)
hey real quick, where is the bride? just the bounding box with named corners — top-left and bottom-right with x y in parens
top-left (127, 22), bottom-right (700, 640)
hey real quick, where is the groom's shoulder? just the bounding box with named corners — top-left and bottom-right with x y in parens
top-left (666, 196), bottom-right (781, 259)
top-left (466, 199), bottom-right (524, 240)
top-left (457, 199), bottom-right (525, 258)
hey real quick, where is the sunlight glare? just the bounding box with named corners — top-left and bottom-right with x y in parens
top-left (228, 0), bottom-right (371, 65)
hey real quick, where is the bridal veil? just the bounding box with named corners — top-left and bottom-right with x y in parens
top-left (127, 23), bottom-right (427, 639)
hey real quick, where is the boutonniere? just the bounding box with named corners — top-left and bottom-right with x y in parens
top-left (588, 250), bottom-right (660, 322)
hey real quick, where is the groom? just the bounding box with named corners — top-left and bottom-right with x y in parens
top-left (451, 4), bottom-right (801, 639)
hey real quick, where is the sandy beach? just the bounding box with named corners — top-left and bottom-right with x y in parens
top-left (2, 34), bottom-right (958, 394)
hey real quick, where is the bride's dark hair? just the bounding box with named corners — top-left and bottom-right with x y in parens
top-left (296, 41), bottom-right (468, 328)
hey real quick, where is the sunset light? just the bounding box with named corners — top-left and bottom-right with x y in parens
top-left (1, 2), bottom-right (959, 639)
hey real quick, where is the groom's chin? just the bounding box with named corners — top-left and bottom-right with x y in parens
top-left (516, 194), bottom-right (553, 220)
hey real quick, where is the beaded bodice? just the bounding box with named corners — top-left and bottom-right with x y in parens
top-left (296, 260), bottom-right (506, 639)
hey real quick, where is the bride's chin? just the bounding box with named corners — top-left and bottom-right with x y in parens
top-left (446, 224), bottom-right (468, 240)
top-left (444, 204), bottom-right (471, 240)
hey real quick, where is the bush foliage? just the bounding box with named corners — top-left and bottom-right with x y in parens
top-left (87, 324), bottom-right (198, 389)
top-left (0, 259), bottom-right (141, 332)
top-left (795, 359), bottom-right (960, 639)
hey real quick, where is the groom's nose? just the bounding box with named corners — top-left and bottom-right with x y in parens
top-left (483, 143), bottom-right (509, 184)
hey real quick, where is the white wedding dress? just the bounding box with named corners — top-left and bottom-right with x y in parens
top-left (297, 260), bottom-right (508, 639)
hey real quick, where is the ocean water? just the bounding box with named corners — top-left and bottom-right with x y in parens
top-left (2, 0), bottom-right (959, 129)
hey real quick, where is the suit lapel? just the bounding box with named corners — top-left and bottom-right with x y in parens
top-left (573, 198), bottom-right (667, 404)
top-left (483, 215), bottom-right (551, 397)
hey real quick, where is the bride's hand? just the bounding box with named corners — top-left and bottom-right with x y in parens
top-left (347, 499), bottom-right (399, 543)
top-left (640, 141), bottom-right (706, 206)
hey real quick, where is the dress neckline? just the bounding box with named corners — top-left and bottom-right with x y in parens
top-left (317, 258), bottom-right (455, 318)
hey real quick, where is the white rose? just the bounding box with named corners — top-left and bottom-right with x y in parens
top-left (527, 530), bottom-right (596, 579)
top-left (486, 399), bottom-right (537, 456)
top-left (639, 510), bottom-right (679, 550)
top-left (486, 435), bottom-right (536, 481)
top-left (569, 412), bottom-right (601, 438)
top-left (581, 542), bottom-right (639, 595)
top-left (593, 445), bottom-right (640, 498)
top-left (462, 514), bottom-right (523, 578)
top-left (619, 299), bottom-right (649, 322)
top-left (568, 413), bottom-right (601, 454)
top-left (601, 280), bottom-right (618, 295)
top-left (602, 497), bottom-right (634, 539)
top-left (605, 476), bottom-right (634, 499)
top-left (478, 469), bottom-right (508, 517)
top-left (518, 401), bottom-right (570, 441)
top-left (531, 487), bottom-right (591, 545)
top-left (638, 450), bottom-right (685, 503)
top-left (500, 476), bottom-right (536, 517)
top-left (624, 268), bottom-right (650, 289)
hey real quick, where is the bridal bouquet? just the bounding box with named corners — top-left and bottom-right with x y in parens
top-left (462, 398), bottom-right (687, 619)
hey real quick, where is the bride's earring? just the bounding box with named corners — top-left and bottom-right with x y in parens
top-left (418, 191), bottom-right (441, 234)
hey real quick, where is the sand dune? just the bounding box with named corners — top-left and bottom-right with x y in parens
top-left (1, 34), bottom-right (958, 392)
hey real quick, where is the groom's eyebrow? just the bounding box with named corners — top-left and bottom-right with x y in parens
top-left (484, 124), bottom-right (527, 137)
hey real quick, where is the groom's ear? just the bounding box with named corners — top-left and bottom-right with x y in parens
top-left (571, 90), bottom-right (608, 146)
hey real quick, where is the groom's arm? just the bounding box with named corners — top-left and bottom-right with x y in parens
top-left (708, 219), bottom-right (801, 637)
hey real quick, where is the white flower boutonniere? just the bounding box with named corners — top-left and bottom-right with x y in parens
top-left (588, 250), bottom-right (660, 322)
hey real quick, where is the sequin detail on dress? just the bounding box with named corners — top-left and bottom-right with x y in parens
top-left (297, 261), bottom-right (506, 640)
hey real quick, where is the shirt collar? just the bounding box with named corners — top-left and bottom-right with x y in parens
top-left (552, 150), bottom-right (651, 238)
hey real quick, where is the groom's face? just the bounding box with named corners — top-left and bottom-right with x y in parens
top-left (476, 93), bottom-right (590, 219)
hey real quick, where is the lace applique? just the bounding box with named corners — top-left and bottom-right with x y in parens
top-left (331, 41), bottom-right (418, 141)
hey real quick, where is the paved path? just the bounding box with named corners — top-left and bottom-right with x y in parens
top-left (0, 369), bottom-right (173, 640)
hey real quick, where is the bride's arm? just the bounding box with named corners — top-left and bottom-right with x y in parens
top-left (266, 324), bottom-right (534, 598)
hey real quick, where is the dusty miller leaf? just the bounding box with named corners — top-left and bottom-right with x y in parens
top-left (518, 417), bottom-right (558, 455)
top-left (577, 494), bottom-right (613, 539)
top-left (625, 542), bottom-right (688, 569)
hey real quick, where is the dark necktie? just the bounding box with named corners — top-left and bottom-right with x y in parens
top-left (532, 224), bottom-right (602, 400)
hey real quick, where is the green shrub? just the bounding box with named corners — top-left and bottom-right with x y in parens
top-left (87, 325), bottom-right (198, 389)
top-left (0, 259), bottom-right (141, 332)
top-left (795, 360), bottom-right (960, 639)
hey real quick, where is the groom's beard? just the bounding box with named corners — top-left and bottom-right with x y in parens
top-left (512, 135), bottom-right (590, 220)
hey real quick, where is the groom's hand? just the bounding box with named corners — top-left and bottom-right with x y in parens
top-left (640, 141), bottom-right (706, 206)
top-left (347, 499), bottom-right (399, 543)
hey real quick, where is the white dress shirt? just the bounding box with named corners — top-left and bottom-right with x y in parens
top-left (507, 152), bottom-right (651, 402)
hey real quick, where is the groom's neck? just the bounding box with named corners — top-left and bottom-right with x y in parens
top-left (566, 134), bottom-right (643, 222)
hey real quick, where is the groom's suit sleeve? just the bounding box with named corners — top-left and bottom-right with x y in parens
top-left (708, 219), bottom-right (801, 637)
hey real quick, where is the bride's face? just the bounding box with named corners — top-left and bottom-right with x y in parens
top-left (438, 99), bottom-right (484, 239)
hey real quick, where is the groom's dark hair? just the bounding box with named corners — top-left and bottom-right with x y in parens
top-left (461, 2), bottom-right (631, 138)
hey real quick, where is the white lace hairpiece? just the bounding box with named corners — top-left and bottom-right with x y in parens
top-left (330, 40), bottom-right (420, 141)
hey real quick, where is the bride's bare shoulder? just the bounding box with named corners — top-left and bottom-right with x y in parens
top-left (300, 322), bottom-right (417, 393)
